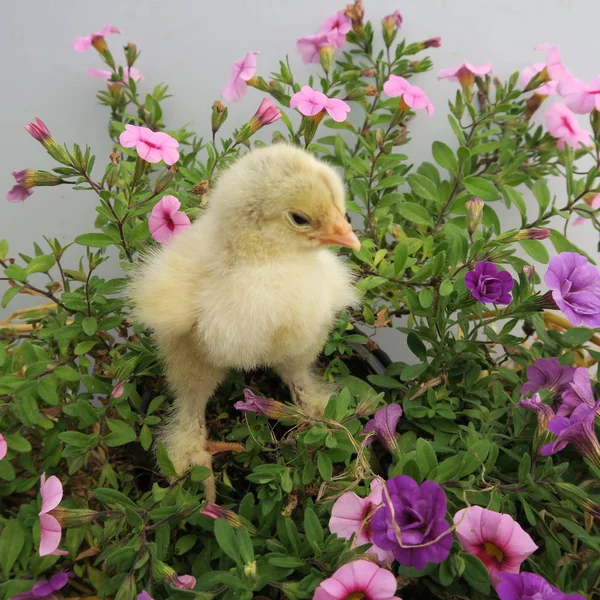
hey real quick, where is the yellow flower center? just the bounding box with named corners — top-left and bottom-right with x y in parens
top-left (484, 542), bottom-right (504, 563)
top-left (346, 594), bottom-right (367, 600)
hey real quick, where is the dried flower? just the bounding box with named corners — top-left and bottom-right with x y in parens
top-left (465, 262), bottom-right (514, 304)
top-left (383, 75), bottom-right (434, 116)
top-left (149, 195), bottom-right (191, 244)
top-left (362, 404), bottom-right (402, 453)
top-left (221, 51), bottom-right (259, 102)
top-left (119, 125), bottom-right (180, 165)
top-left (545, 252), bottom-right (600, 327)
top-left (545, 103), bottom-right (591, 150)
top-left (454, 506), bottom-right (538, 584)
top-left (496, 571), bottom-right (585, 600)
top-left (190, 180), bottom-right (210, 196)
top-left (329, 480), bottom-right (394, 563)
top-left (72, 25), bottom-right (120, 53)
top-left (211, 100), bottom-right (228, 134)
top-left (371, 475), bottom-right (452, 569)
top-left (313, 560), bottom-right (400, 600)
top-left (344, 0), bottom-right (365, 34)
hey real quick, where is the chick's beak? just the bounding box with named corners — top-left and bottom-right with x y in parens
top-left (315, 213), bottom-right (361, 250)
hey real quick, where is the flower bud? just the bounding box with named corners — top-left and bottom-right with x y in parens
top-left (319, 45), bottom-right (334, 74)
top-left (201, 502), bottom-right (258, 534)
top-left (25, 118), bottom-right (71, 165)
top-left (235, 98), bottom-right (282, 144)
top-left (340, 70), bottom-right (361, 83)
top-left (344, 87), bottom-right (368, 101)
top-left (151, 560), bottom-right (196, 590)
top-left (465, 197), bottom-right (484, 235)
top-left (524, 66), bottom-right (550, 92)
top-left (13, 169), bottom-right (65, 189)
top-left (522, 264), bottom-right (536, 284)
top-left (115, 574), bottom-right (136, 600)
top-left (381, 11), bottom-right (402, 47)
top-left (48, 507), bottom-right (99, 527)
top-left (154, 165), bottom-right (178, 195)
top-left (423, 37), bottom-right (442, 49)
top-left (124, 43), bottom-right (138, 68)
top-left (592, 109), bottom-right (600, 138)
top-left (495, 228), bottom-right (550, 243)
top-left (234, 388), bottom-right (303, 420)
top-left (211, 100), bottom-right (228, 135)
top-left (360, 69), bottom-right (374, 77)
top-left (375, 129), bottom-right (384, 148)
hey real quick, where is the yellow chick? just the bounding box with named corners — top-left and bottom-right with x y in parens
top-left (129, 144), bottom-right (360, 499)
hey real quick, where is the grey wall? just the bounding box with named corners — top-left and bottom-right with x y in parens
top-left (1, 0), bottom-right (599, 359)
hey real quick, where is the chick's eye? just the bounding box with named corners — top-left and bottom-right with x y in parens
top-left (290, 212), bottom-right (311, 226)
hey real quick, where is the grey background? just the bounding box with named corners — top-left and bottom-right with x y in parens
top-left (1, 0), bottom-right (599, 359)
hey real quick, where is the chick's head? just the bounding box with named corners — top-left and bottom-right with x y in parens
top-left (210, 145), bottom-right (360, 254)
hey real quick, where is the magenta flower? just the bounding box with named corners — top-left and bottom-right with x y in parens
top-left (296, 31), bottom-right (337, 64)
top-left (236, 98), bottom-right (282, 143)
top-left (383, 75), bottom-right (434, 116)
top-left (234, 388), bottom-right (300, 419)
top-left (520, 357), bottom-right (575, 398)
top-left (119, 125), bottom-right (180, 165)
top-left (438, 62), bottom-right (492, 87)
top-left (313, 560), bottom-right (400, 600)
top-left (111, 381), bottom-right (125, 399)
top-left (535, 44), bottom-right (572, 85)
top-left (289, 86), bottom-right (351, 122)
top-left (0, 434), bottom-right (6, 460)
top-left (221, 51), bottom-right (259, 102)
top-left (11, 572), bottom-right (73, 600)
top-left (149, 195), bottom-right (191, 244)
top-left (39, 473), bottom-right (67, 556)
top-left (558, 367), bottom-right (596, 418)
top-left (453, 506), bottom-right (538, 584)
top-left (465, 262), bottom-right (514, 305)
top-left (72, 25), bottom-right (120, 52)
top-left (88, 67), bottom-right (143, 84)
top-left (545, 103), bottom-right (590, 150)
top-left (329, 480), bottom-right (394, 563)
top-left (516, 393), bottom-right (556, 431)
top-left (496, 572), bottom-right (586, 600)
top-left (170, 574), bottom-right (196, 590)
top-left (362, 403), bottom-right (403, 453)
top-left (25, 118), bottom-right (52, 144)
top-left (371, 475), bottom-right (452, 569)
top-left (574, 193), bottom-right (600, 226)
top-left (545, 252), bottom-right (600, 328)
top-left (557, 75), bottom-right (600, 114)
top-left (320, 10), bottom-right (351, 48)
top-left (7, 169), bottom-right (34, 202)
top-left (520, 63), bottom-right (558, 96)
top-left (137, 593), bottom-right (154, 600)
top-left (541, 400), bottom-right (600, 467)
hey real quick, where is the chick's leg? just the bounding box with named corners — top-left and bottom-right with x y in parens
top-left (275, 350), bottom-right (336, 417)
top-left (159, 335), bottom-right (227, 501)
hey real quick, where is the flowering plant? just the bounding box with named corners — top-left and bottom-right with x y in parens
top-left (1, 4), bottom-right (600, 600)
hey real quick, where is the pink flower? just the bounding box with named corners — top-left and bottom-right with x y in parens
top-left (137, 592), bottom-right (154, 600)
top-left (39, 473), bottom-right (66, 556)
top-left (545, 103), bottom-right (590, 150)
top-left (221, 51), bottom-right (259, 102)
top-left (438, 62), bottom-right (492, 87)
top-left (320, 10), bottom-right (351, 48)
top-left (119, 125), bottom-right (180, 165)
top-left (6, 169), bottom-right (34, 202)
top-left (383, 75), bottom-right (434, 116)
top-left (235, 97), bottom-right (282, 142)
top-left (574, 193), bottom-right (600, 226)
top-left (557, 75), bottom-right (600, 114)
top-left (535, 44), bottom-right (573, 85)
top-left (25, 118), bottom-right (52, 143)
top-left (0, 434), bottom-right (6, 460)
top-left (149, 195), bottom-right (191, 243)
top-left (72, 25), bottom-right (120, 53)
top-left (111, 381), bottom-right (125, 398)
top-left (88, 67), bottom-right (143, 84)
top-left (453, 506), bottom-right (538, 584)
top-left (313, 560), bottom-right (400, 600)
top-left (169, 574), bottom-right (196, 590)
top-left (289, 86), bottom-right (351, 122)
top-left (520, 63), bottom-right (558, 96)
top-left (296, 31), bottom-right (337, 64)
top-left (329, 480), bottom-right (394, 563)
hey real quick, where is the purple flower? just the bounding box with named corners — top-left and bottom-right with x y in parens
top-left (496, 572), bottom-right (586, 600)
top-left (371, 475), bottom-right (452, 570)
top-left (363, 403), bottom-right (403, 452)
top-left (465, 262), bottom-right (514, 304)
top-left (558, 367), bottom-right (596, 418)
top-left (545, 252), bottom-right (600, 328)
top-left (516, 393), bottom-right (555, 431)
top-left (11, 573), bottom-right (73, 600)
top-left (520, 357), bottom-right (575, 398)
top-left (541, 400), bottom-right (600, 468)
top-left (234, 388), bottom-right (301, 419)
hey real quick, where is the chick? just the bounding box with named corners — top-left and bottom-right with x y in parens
top-left (130, 144), bottom-right (360, 499)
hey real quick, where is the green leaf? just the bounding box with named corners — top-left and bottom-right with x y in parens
top-left (104, 419), bottom-right (136, 447)
top-left (432, 141), bottom-right (457, 173)
top-left (74, 341), bottom-right (97, 355)
top-left (139, 424), bottom-right (152, 451)
top-left (0, 520), bottom-right (24, 578)
top-left (419, 287), bottom-right (433, 308)
top-left (304, 508), bottom-right (324, 552)
top-left (4, 264), bottom-right (27, 281)
top-left (397, 201), bottom-right (434, 227)
top-left (462, 554), bottom-right (490, 594)
top-left (25, 255), bottom-right (56, 275)
top-left (54, 365), bottom-right (80, 382)
top-left (2, 286), bottom-right (22, 308)
top-left (502, 186), bottom-right (527, 220)
top-left (519, 240), bottom-right (549, 264)
top-left (82, 317), bottom-right (98, 336)
top-left (367, 374), bottom-right (403, 389)
top-left (562, 327), bottom-right (594, 345)
top-left (317, 452), bottom-right (333, 481)
top-left (439, 279), bottom-right (454, 296)
top-left (549, 229), bottom-right (595, 263)
top-left (400, 363), bottom-right (428, 381)
top-left (156, 442), bottom-right (178, 477)
top-left (394, 244), bottom-right (408, 276)
top-left (407, 332), bottom-right (427, 361)
top-left (532, 179), bottom-right (551, 217)
top-left (415, 438), bottom-right (438, 476)
top-left (59, 431), bottom-right (97, 448)
top-left (375, 175), bottom-right (405, 190)
top-left (214, 519), bottom-right (243, 565)
top-left (407, 173), bottom-right (439, 202)
top-left (464, 177), bottom-right (499, 201)
top-left (75, 233), bottom-right (116, 247)
top-left (93, 487), bottom-right (139, 510)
